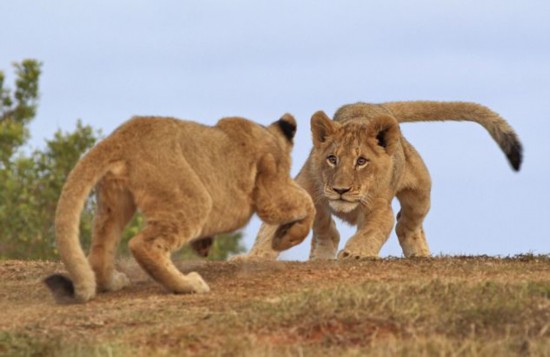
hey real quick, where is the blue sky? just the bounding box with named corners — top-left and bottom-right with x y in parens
top-left (2, 1), bottom-right (549, 259)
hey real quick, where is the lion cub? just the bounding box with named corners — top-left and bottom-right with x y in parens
top-left (44, 114), bottom-right (314, 303)
top-left (245, 101), bottom-right (522, 260)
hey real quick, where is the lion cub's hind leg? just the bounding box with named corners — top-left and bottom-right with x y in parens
top-left (129, 223), bottom-right (211, 294)
top-left (88, 178), bottom-right (136, 293)
top-left (395, 188), bottom-right (431, 258)
top-left (128, 168), bottom-right (211, 294)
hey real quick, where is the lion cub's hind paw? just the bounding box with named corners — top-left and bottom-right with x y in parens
top-left (174, 272), bottom-right (210, 294)
top-left (188, 272), bottom-right (210, 293)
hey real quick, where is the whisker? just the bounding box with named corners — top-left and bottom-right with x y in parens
top-left (360, 193), bottom-right (373, 207)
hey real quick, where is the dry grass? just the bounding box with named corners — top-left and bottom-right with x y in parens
top-left (0, 255), bottom-right (548, 356)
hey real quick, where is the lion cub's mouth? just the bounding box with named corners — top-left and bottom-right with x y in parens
top-left (328, 199), bottom-right (359, 213)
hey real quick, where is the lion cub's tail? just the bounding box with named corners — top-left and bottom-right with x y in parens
top-left (381, 101), bottom-right (523, 171)
top-left (45, 139), bottom-right (121, 303)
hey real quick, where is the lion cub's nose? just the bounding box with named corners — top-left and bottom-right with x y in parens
top-left (333, 187), bottom-right (351, 195)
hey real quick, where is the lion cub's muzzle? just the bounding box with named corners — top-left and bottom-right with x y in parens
top-left (324, 186), bottom-right (361, 213)
top-left (325, 185), bottom-right (352, 200)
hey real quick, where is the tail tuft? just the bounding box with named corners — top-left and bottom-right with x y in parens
top-left (381, 101), bottom-right (523, 172)
top-left (44, 274), bottom-right (77, 304)
top-left (502, 132), bottom-right (523, 171)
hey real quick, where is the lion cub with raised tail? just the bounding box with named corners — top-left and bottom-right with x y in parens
top-left (44, 114), bottom-right (314, 303)
top-left (244, 101), bottom-right (522, 261)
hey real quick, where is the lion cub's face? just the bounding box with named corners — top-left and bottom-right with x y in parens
top-left (310, 111), bottom-right (400, 213)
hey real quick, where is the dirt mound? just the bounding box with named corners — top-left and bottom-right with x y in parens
top-left (1, 256), bottom-right (548, 355)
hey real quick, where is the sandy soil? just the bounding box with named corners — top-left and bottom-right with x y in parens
top-left (1, 256), bottom-right (548, 354)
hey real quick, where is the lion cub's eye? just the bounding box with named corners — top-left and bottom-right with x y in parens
top-left (326, 155), bottom-right (338, 166)
top-left (356, 157), bottom-right (369, 166)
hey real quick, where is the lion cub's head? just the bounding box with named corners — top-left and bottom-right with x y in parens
top-left (310, 111), bottom-right (401, 213)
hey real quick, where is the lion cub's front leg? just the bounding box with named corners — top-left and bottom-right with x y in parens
top-left (309, 207), bottom-right (340, 260)
top-left (337, 203), bottom-right (395, 260)
top-left (395, 188), bottom-right (431, 257)
top-left (235, 224), bottom-right (281, 261)
top-left (254, 157), bottom-right (315, 253)
top-left (242, 194), bottom-right (318, 261)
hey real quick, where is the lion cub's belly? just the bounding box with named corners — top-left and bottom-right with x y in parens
top-left (199, 197), bottom-right (255, 237)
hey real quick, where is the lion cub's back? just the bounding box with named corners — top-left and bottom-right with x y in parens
top-left (107, 116), bottom-right (256, 189)
top-left (115, 116), bottom-right (211, 141)
top-left (107, 116), bottom-right (228, 156)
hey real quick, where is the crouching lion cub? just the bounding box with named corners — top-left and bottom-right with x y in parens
top-left (44, 114), bottom-right (314, 303)
top-left (243, 101), bottom-right (522, 260)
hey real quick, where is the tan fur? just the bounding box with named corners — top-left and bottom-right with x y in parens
top-left (52, 114), bottom-right (314, 302)
top-left (245, 101), bottom-right (522, 260)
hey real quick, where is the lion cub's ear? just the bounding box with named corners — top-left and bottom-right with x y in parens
top-left (311, 111), bottom-right (339, 148)
top-left (269, 113), bottom-right (297, 143)
top-left (369, 115), bottom-right (401, 155)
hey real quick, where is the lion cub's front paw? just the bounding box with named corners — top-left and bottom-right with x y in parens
top-left (229, 254), bottom-right (272, 262)
top-left (310, 248), bottom-right (337, 260)
top-left (272, 220), bottom-right (309, 251)
top-left (272, 222), bottom-right (296, 251)
top-left (310, 242), bottom-right (338, 260)
top-left (337, 249), bottom-right (379, 260)
top-left (310, 252), bottom-right (337, 260)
